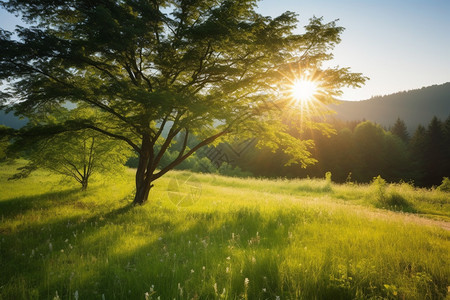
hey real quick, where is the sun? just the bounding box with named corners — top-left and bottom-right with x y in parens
top-left (290, 79), bottom-right (318, 104)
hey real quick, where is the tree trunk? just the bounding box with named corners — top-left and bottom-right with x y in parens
top-left (132, 137), bottom-right (154, 205)
top-left (133, 179), bottom-right (153, 205)
top-left (81, 178), bottom-right (88, 191)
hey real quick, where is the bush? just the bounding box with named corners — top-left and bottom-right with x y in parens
top-left (324, 171), bottom-right (333, 192)
top-left (371, 175), bottom-right (387, 204)
top-left (437, 177), bottom-right (450, 192)
top-left (371, 175), bottom-right (415, 212)
top-left (217, 163), bottom-right (253, 177)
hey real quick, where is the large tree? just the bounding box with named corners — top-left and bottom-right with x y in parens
top-left (0, 0), bottom-right (366, 205)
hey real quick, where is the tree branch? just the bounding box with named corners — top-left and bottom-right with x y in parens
top-left (153, 128), bottom-right (229, 181)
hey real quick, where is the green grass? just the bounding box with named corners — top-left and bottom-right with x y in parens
top-left (0, 161), bottom-right (449, 299)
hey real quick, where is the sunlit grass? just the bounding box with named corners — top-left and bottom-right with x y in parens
top-left (0, 161), bottom-right (449, 299)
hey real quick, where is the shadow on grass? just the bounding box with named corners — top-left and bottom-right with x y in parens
top-left (381, 192), bottom-right (417, 213)
top-left (0, 188), bottom-right (82, 219)
top-left (1, 203), bottom-right (296, 299)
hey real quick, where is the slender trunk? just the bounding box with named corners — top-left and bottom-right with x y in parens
top-left (81, 177), bottom-right (88, 191)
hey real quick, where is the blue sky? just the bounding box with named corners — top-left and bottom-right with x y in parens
top-left (0, 1), bottom-right (449, 100)
top-left (257, 0), bottom-right (450, 100)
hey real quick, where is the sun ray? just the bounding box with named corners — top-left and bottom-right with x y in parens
top-left (290, 78), bottom-right (319, 106)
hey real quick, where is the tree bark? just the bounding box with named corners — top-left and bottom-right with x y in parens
top-left (132, 135), bottom-right (154, 205)
top-left (133, 179), bottom-right (153, 205)
top-left (81, 178), bottom-right (88, 191)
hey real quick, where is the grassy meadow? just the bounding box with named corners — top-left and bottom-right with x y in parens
top-left (0, 161), bottom-right (449, 299)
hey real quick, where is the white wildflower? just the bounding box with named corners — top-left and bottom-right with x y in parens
top-left (53, 291), bottom-right (60, 300)
top-left (178, 283), bottom-right (183, 296)
top-left (74, 290), bottom-right (79, 300)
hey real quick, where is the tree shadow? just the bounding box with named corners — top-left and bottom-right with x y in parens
top-left (0, 188), bottom-right (82, 219)
top-left (1, 204), bottom-right (296, 299)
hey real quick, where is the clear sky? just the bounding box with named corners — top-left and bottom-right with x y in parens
top-left (257, 0), bottom-right (450, 100)
top-left (0, 1), bottom-right (449, 100)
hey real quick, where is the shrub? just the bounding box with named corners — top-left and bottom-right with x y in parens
top-left (324, 171), bottom-right (333, 192)
top-left (371, 175), bottom-right (387, 204)
top-left (437, 177), bottom-right (450, 192)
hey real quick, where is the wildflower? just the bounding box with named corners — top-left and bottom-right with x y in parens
top-left (262, 288), bottom-right (266, 292)
top-left (226, 256), bottom-right (230, 260)
top-left (178, 283), bottom-right (183, 296)
top-left (145, 292), bottom-right (149, 300)
top-left (202, 266), bottom-right (205, 270)
top-left (244, 278), bottom-right (249, 287)
top-left (276, 296), bottom-right (280, 300)
top-left (74, 290), bottom-right (79, 300)
top-left (53, 291), bottom-right (60, 300)
top-left (191, 269), bottom-right (195, 273)
top-left (213, 283), bottom-right (218, 294)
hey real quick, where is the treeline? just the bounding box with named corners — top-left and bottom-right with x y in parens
top-left (125, 115), bottom-right (450, 187)
top-left (233, 116), bottom-right (450, 187)
top-left (125, 116), bottom-right (450, 187)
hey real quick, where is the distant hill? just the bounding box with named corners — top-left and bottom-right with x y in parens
top-left (332, 82), bottom-right (450, 132)
top-left (0, 110), bottom-right (28, 129)
top-left (2, 83), bottom-right (449, 132)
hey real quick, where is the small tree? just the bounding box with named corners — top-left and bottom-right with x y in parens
top-left (10, 129), bottom-right (130, 190)
top-left (0, 0), bottom-right (367, 204)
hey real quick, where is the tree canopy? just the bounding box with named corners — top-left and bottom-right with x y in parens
top-left (0, 0), bottom-right (367, 204)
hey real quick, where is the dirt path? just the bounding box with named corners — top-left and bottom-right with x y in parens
top-left (364, 209), bottom-right (450, 231)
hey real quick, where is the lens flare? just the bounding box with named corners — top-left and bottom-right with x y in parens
top-left (290, 79), bottom-right (318, 104)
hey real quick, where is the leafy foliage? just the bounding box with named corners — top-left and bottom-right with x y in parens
top-left (0, 0), bottom-right (366, 204)
top-left (228, 117), bottom-right (449, 187)
top-left (10, 129), bottom-right (130, 190)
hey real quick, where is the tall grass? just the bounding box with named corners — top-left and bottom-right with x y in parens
top-left (0, 162), bottom-right (449, 299)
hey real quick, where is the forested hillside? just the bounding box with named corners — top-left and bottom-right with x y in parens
top-left (332, 82), bottom-right (450, 132)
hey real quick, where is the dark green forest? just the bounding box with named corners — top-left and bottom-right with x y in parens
top-left (142, 115), bottom-right (450, 188)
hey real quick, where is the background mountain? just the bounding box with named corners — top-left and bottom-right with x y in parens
top-left (1, 83), bottom-right (449, 132)
top-left (332, 82), bottom-right (450, 132)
